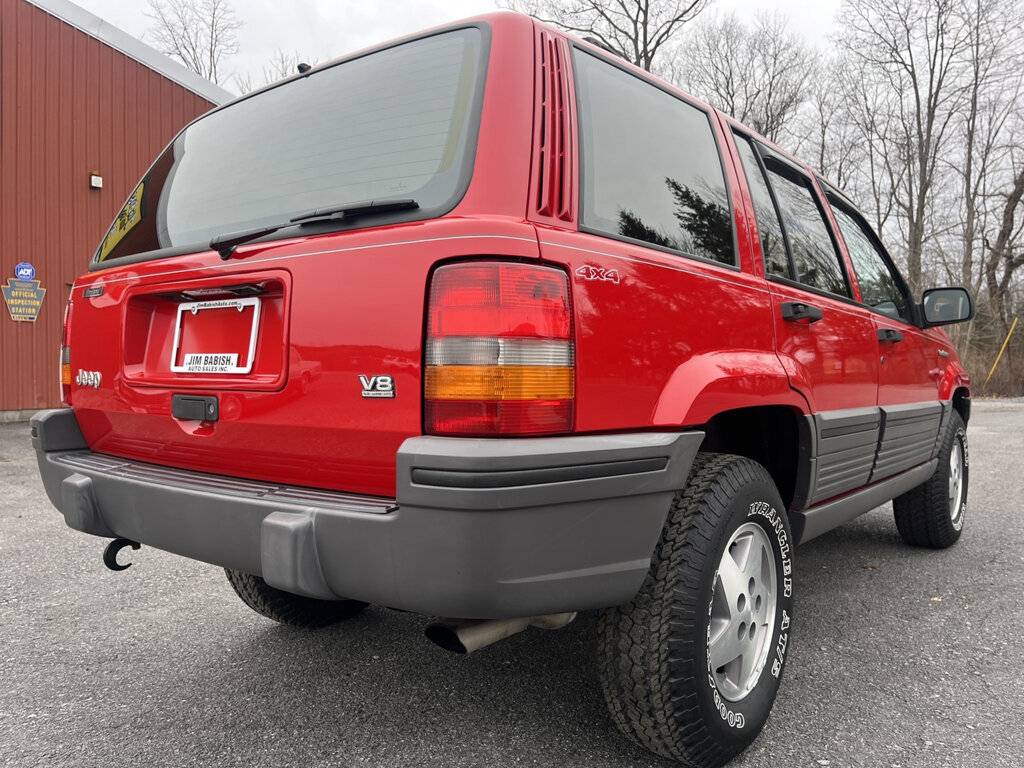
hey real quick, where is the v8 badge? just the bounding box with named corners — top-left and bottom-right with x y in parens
top-left (359, 375), bottom-right (395, 399)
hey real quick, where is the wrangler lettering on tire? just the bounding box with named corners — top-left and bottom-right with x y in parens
top-left (597, 453), bottom-right (795, 767)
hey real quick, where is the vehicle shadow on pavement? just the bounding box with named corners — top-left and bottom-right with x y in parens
top-left (82, 510), bottom-right (935, 767)
top-left (119, 601), bottom-right (678, 767)
top-left (113, 511), bottom-right (914, 767)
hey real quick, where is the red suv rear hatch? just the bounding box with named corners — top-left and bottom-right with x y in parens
top-left (66, 26), bottom-right (493, 497)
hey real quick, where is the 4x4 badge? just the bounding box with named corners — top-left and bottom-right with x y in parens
top-left (359, 375), bottom-right (395, 399)
top-left (575, 264), bottom-right (621, 284)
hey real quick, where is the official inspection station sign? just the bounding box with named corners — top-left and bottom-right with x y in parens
top-left (2, 263), bottom-right (46, 322)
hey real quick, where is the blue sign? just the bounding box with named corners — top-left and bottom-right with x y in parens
top-left (14, 262), bottom-right (35, 281)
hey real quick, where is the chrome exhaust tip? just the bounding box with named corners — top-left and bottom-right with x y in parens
top-left (425, 612), bottom-right (576, 654)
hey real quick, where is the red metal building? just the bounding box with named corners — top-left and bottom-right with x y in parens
top-left (0, 0), bottom-right (228, 416)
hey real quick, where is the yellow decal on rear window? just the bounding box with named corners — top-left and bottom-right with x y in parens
top-left (98, 182), bottom-right (144, 261)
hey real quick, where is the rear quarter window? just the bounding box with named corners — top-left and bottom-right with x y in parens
top-left (573, 49), bottom-right (735, 267)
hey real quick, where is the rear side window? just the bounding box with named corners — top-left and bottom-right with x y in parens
top-left (573, 49), bottom-right (735, 266)
top-left (830, 203), bottom-right (909, 321)
top-left (733, 134), bottom-right (788, 278)
top-left (762, 161), bottom-right (849, 297)
top-left (95, 28), bottom-right (485, 264)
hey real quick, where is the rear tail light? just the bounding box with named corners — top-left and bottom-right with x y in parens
top-left (424, 262), bottom-right (574, 436)
top-left (59, 299), bottom-right (72, 405)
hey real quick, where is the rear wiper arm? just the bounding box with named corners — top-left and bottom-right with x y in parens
top-left (210, 198), bottom-right (420, 260)
top-left (289, 198), bottom-right (419, 222)
top-left (210, 225), bottom-right (282, 260)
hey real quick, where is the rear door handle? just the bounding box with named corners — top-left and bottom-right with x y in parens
top-left (780, 301), bottom-right (823, 323)
top-left (876, 328), bottom-right (904, 343)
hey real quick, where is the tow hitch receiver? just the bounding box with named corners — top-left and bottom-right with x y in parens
top-left (103, 538), bottom-right (141, 571)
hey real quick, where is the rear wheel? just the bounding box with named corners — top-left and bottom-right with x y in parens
top-left (893, 410), bottom-right (968, 548)
top-left (225, 569), bottom-right (368, 628)
top-left (597, 453), bottom-right (794, 766)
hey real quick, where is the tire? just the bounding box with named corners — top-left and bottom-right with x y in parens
top-left (892, 410), bottom-right (968, 549)
top-left (225, 569), bottom-right (368, 628)
top-left (597, 453), bottom-right (794, 767)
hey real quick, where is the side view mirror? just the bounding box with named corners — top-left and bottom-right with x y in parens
top-left (921, 287), bottom-right (974, 327)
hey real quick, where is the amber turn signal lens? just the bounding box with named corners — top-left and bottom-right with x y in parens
top-left (425, 364), bottom-right (574, 401)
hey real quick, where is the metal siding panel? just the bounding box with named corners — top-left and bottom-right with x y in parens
top-left (0, 0), bottom-right (215, 410)
top-left (0, 0), bottom-right (15, 407)
top-left (42, 11), bottom-right (61, 407)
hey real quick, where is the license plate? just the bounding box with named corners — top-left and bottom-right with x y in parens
top-left (170, 297), bottom-right (261, 374)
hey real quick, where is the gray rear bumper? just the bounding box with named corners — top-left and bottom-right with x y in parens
top-left (32, 409), bottom-right (703, 619)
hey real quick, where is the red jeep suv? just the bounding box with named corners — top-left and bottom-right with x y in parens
top-left (33, 12), bottom-right (974, 766)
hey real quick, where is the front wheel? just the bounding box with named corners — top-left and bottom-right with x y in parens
top-left (892, 409), bottom-right (968, 548)
top-left (597, 453), bottom-right (794, 767)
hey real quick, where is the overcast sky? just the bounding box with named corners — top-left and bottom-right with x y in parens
top-left (76, 0), bottom-right (843, 91)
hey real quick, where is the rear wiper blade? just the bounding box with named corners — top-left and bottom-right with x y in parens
top-left (210, 198), bottom-right (419, 259)
top-left (289, 197), bottom-right (419, 222)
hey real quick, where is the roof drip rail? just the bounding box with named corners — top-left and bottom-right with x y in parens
top-left (582, 36), bottom-right (628, 62)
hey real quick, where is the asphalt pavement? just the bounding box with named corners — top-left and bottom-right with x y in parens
top-left (2, 400), bottom-right (1022, 768)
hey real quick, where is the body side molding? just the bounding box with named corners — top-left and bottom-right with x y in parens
top-left (871, 402), bottom-right (944, 482)
top-left (808, 406), bottom-right (881, 505)
top-left (792, 459), bottom-right (938, 544)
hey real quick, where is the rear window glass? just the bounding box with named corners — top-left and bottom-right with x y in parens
top-left (573, 49), bottom-right (735, 266)
top-left (95, 28), bottom-right (485, 264)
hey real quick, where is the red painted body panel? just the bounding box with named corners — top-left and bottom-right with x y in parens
top-left (72, 219), bottom-right (540, 497)
top-left (766, 284), bottom-right (880, 413)
top-left (62, 12), bottom-right (970, 499)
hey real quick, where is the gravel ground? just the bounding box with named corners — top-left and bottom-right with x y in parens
top-left (1, 400), bottom-right (1022, 768)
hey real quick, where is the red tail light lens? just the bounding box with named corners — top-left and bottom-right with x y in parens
top-left (59, 299), bottom-right (72, 405)
top-left (425, 262), bottom-right (574, 436)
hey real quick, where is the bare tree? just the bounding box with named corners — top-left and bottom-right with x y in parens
top-left (235, 50), bottom-right (320, 94)
top-left (983, 159), bottom-right (1024, 335)
top-left (789, 57), bottom-right (862, 190)
top-left (502, 0), bottom-right (710, 71)
top-left (146, 0), bottom-right (242, 85)
top-left (837, 0), bottom-right (974, 292)
top-left (953, 0), bottom-right (1023, 297)
top-left (668, 11), bottom-right (818, 143)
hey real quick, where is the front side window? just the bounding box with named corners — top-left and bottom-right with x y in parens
top-left (573, 49), bottom-right (735, 266)
top-left (830, 202), bottom-right (909, 321)
top-left (763, 161), bottom-right (849, 297)
top-left (95, 28), bottom-right (485, 264)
